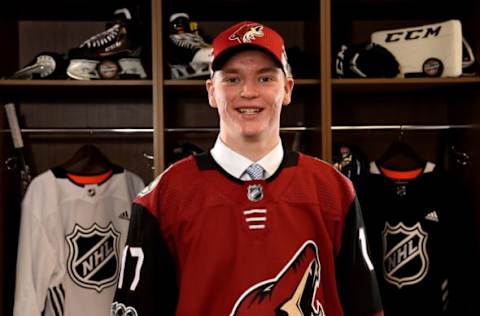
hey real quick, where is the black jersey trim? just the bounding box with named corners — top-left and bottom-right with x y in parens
top-left (194, 152), bottom-right (243, 184)
top-left (51, 164), bottom-right (123, 187)
top-left (46, 284), bottom-right (65, 316)
top-left (194, 151), bottom-right (299, 183)
top-left (267, 151), bottom-right (299, 182)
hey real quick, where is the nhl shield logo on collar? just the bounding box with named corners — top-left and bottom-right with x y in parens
top-left (247, 184), bottom-right (264, 202)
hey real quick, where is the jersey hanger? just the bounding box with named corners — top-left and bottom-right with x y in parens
top-left (61, 144), bottom-right (113, 175)
top-left (377, 140), bottom-right (425, 171)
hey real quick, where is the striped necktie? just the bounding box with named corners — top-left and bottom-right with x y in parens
top-left (245, 163), bottom-right (265, 180)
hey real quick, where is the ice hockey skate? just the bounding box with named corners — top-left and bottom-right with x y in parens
top-left (117, 58), bottom-right (147, 79)
top-left (67, 57), bottom-right (147, 80)
top-left (66, 59), bottom-right (101, 80)
top-left (167, 13), bottom-right (212, 79)
top-left (77, 8), bottom-right (141, 59)
top-left (66, 7), bottom-right (146, 80)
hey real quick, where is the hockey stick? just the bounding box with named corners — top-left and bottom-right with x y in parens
top-left (4, 103), bottom-right (32, 194)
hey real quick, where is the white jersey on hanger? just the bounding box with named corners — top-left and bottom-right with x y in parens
top-left (13, 166), bottom-right (145, 316)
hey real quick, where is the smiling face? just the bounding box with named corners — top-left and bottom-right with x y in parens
top-left (206, 49), bottom-right (294, 154)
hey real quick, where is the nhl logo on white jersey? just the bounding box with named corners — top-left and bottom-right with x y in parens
top-left (247, 184), bottom-right (264, 202)
top-left (66, 222), bottom-right (120, 292)
top-left (382, 222), bottom-right (429, 288)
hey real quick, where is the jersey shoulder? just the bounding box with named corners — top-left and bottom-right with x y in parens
top-left (133, 155), bottom-right (200, 211)
top-left (297, 152), bottom-right (356, 210)
top-left (123, 169), bottom-right (146, 194)
top-left (23, 169), bottom-right (59, 202)
top-left (299, 153), bottom-right (354, 188)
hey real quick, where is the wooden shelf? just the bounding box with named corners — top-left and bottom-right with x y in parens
top-left (332, 76), bottom-right (480, 93)
top-left (0, 79), bottom-right (152, 87)
top-left (0, 79), bottom-right (153, 98)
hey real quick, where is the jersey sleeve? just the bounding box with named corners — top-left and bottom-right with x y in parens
top-left (14, 178), bottom-right (58, 316)
top-left (111, 202), bottom-right (178, 316)
top-left (335, 196), bottom-right (384, 316)
top-left (443, 174), bottom-right (478, 314)
top-left (126, 170), bottom-right (146, 196)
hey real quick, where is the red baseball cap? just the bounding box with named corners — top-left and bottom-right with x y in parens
top-left (210, 21), bottom-right (290, 76)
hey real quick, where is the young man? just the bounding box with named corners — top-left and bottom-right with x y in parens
top-left (111, 21), bottom-right (384, 316)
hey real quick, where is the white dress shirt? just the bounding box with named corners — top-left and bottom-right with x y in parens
top-left (210, 137), bottom-right (284, 180)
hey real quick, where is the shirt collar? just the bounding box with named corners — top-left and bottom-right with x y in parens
top-left (210, 137), bottom-right (284, 179)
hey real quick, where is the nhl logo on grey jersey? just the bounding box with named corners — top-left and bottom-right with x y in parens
top-left (382, 222), bottom-right (429, 288)
top-left (66, 222), bottom-right (120, 292)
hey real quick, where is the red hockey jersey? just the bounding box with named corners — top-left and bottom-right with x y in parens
top-left (112, 152), bottom-right (384, 316)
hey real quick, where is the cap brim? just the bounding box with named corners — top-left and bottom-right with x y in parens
top-left (211, 44), bottom-right (284, 72)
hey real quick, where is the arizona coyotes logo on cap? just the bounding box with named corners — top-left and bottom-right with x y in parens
top-left (229, 22), bottom-right (264, 43)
